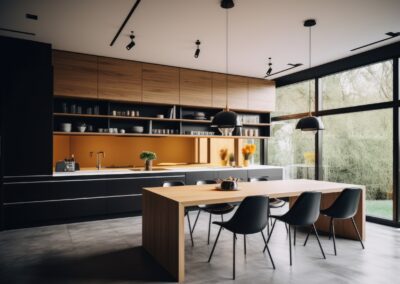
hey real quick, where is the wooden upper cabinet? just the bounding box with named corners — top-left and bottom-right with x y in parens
top-left (98, 57), bottom-right (142, 102)
top-left (142, 63), bottom-right (180, 104)
top-left (227, 75), bottom-right (248, 110)
top-left (53, 50), bottom-right (98, 99)
top-left (248, 78), bottom-right (276, 112)
top-left (212, 73), bottom-right (227, 108)
top-left (180, 69), bottom-right (212, 107)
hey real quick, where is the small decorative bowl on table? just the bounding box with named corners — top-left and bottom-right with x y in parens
top-left (216, 177), bottom-right (240, 191)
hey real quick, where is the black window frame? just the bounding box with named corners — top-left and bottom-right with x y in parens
top-left (272, 41), bottom-right (400, 227)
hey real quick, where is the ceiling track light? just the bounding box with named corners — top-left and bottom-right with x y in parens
top-left (264, 63), bottom-right (303, 78)
top-left (266, 57), bottom-right (273, 76)
top-left (126, 31), bottom-right (135, 50)
top-left (194, 40), bottom-right (201, 58)
top-left (351, 31), bottom-right (400, 52)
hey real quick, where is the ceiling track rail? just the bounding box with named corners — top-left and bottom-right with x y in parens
top-left (110, 0), bottom-right (142, 46)
top-left (0, 27), bottom-right (35, 36)
top-left (351, 32), bottom-right (400, 52)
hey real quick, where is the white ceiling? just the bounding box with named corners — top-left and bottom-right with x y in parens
top-left (1, 0), bottom-right (399, 79)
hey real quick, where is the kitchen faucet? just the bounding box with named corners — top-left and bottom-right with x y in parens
top-left (90, 151), bottom-right (105, 170)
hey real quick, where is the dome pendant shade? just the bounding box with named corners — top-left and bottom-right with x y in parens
top-left (296, 116), bottom-right (324, 131)
top-left (211, 110), bottom-right (238, 128)
top-left (221, 0), bottom-right (235, 9)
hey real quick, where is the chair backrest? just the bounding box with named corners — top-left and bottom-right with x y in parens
top-left (163, 181), bottom-right (185, 187)
top-left (196, 180), bottom-right (217, 185)
top-left (327, 188), bottom-right (362, 219)
top-left (248, 176), bottom-right (269, 182)
top-left (225, 196), bottom-right (269, 234)
top-left (284, 191), bottom-right (322, 226)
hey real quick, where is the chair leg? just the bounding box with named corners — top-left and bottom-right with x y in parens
top-left (288, 225), bottom-right (292, 266)
top-left (264, 242), bottom-right (276, 270)
top-left (351, 217), bottom-right (365, 249)
top-left (312, 224), bottom-right (326, 259)
top-left (266, 218), bottom-right (277, 244)
top-left (187, 213), bottom-right (194, 247)
top-left (331, 218), bottom-right (337, 255)
top-left (221, 214), bottom-right (224, 222)
top-left (208, 226), bottom-right (222, 262)
top-left (207, 213), bottom-right (212, 245)
top-left (294, 226), bottom-right (296, 246)
top-left (244, 235), bottom-right (247, 255)
top-left (233, 233), bottom-right (236, 280)
top-left (191, 209), bottom-right (201, 234)
top-left (285, 223), bottom-right (289, 233)
top-left (303, 226), bottom-right (312, 246)
top-left (261, 230), bottom-right (267, 246)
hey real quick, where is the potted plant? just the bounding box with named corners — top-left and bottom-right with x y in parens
top-left (229, 153), bottom-right (235, 167)
top-left (140, 151), bottom-right (157, 171)
top-left (242, 144), bottom-right (256, 167)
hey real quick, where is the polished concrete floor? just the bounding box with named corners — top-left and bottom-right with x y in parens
top-left (0, 211), bottom-right (399, 284)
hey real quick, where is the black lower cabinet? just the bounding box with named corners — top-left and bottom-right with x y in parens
top-left (1, 169), bottom-right (282, 229)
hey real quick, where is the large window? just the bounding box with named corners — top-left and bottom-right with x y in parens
top-left (322, 110), bottom-right (393, 220)
top-left (268, 120), bottom-right (315, 179)
top-left (321, 60), bottom-right (393, 110)
top-left (274, 80), bottom-right (315, 117)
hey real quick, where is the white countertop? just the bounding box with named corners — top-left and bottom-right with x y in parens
top-left (53, 165), bottom-right (283, 177)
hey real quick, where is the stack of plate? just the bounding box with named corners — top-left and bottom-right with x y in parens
top-left (193, 112), bottom-right (206, 120)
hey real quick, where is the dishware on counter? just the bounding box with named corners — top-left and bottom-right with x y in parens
top-left (119, 129), bottom-right (126, 134)
top-left (157, 114), bottom-right (164, 119)
top-left (193, 111), bottom-right (207, 120)
top-left (132, 126), bottom-right (144, 133)
top-left (98, 128), bottom-right (104, 133)
top-left (135, 111), bottom-right (140, 117)
top-left (60, 123), bottom-right (72, 132)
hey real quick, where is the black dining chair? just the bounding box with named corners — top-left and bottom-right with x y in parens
top-left (208, 196), bottom-right (275, 280)
top-left (266, 191), bottom-right (326, 266)
top-left (304, 187), bottom-right (364, 255)
top-left (248, 176), bottom-right (288, 234)
top-left (162, 181), bottom-right (194, 247)
top-left (191, 180), bottom-right (235, 244)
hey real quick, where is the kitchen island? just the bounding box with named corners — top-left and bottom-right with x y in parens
top-left (2, 165), bottom-right (283, 229)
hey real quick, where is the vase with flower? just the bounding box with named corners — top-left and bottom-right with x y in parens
top-left (241, 144), bottom-right (256, 167)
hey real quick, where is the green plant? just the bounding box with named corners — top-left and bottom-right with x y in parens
top-left (140, 151), bottom-right (157, 161)
top-left (229, 153), bottom-right (235, 162)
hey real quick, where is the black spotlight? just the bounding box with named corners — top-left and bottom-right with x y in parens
top-left (126, 31), bottom-right (135, 50)
top-left (266, 57), bottom-right (272, 76)
top-left (194, 40), bottom-right (201, 58)
top-left (221, 0), bottom-right (234, 9)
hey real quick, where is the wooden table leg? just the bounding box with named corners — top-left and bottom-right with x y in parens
top-left (289, 187), bottom-right (366, 241)
top-left (142, 190), bottom-right (185, 282)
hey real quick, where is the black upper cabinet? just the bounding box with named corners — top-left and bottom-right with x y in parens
top-left (0, 36), bottom-right (53, 177)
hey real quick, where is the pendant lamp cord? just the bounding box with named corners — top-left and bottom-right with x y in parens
top-left (308, 26), bottom-right (312, 116)
top-left (225, 8), bottom-right (229, 110)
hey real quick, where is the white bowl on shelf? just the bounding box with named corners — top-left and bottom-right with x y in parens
top-left (60, 123), bottom-right (72, 132)
top-left (77, 126), bottom-right (86, 133)
top-left (132, 126), bottom-right (144, 133)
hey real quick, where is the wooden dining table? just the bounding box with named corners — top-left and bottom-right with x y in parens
top-left (142, 179), bottom-right (366, 283)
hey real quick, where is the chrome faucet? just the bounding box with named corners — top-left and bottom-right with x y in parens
top-left (90, 151), bottom-right (105, 170)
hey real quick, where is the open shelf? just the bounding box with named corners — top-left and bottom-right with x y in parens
top-left (53, 131), bottom-right (269, 139)
top-left (53, 113), bottom-right (212, 124)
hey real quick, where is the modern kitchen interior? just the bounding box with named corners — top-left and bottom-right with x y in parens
top-left (0, 0), bottom-right (399, 283)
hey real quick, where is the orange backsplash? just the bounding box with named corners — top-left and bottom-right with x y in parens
top-left (53, 135), bottom-right (197, 168)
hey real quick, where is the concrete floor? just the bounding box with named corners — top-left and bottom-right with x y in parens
top-left (0, 211), bottom-right (399, 284)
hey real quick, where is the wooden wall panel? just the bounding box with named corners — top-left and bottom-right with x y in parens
top-left (98, 57), bottom-right (142, 102)
top-left (212, 73), bottom-right (227, 108)
top-left (248, 78), bottom-right (276, 112)
top-left (142, 64), bottom-right (180, 104)
top-left (227, 75), bottom-right (248, 110)
top-left (53, 50), bottom-right (98, 98)
top-left (180, 69), bottom-right (212, 107)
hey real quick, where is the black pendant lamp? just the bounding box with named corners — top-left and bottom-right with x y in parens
top-left (211, 1), bottom-right (238, 134)
top-left (296, 19), bottom-right (324, 132)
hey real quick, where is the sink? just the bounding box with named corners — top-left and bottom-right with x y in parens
top-left (129, 167), bottom-right (170, 172)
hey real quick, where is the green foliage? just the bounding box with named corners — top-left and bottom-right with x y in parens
top-left (140, 151), bottom-right (157, 161)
